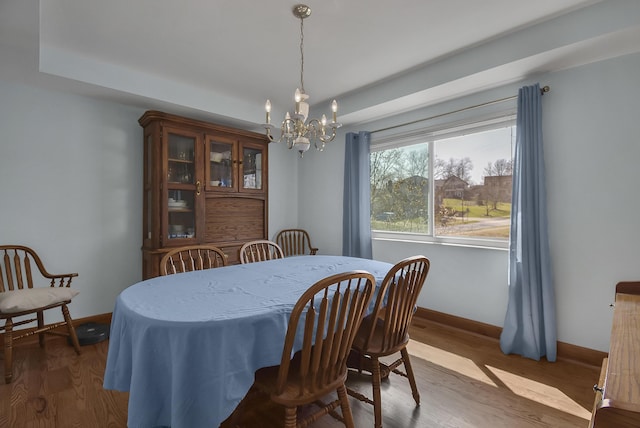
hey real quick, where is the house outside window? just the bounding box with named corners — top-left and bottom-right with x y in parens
top-left (370, 115), bottom-right (515, 248)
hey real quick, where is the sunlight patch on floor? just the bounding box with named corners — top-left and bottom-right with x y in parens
top-left (486, 365), bottom-right (592, 420)
top-left (406, 339), bottom-right (497, 387)
top-left (406, 339), bottom-right (591, 421)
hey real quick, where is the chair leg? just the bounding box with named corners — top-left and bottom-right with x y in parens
top-left (4, 318), bottom-right (13, 384)
top-left (357, 350), bottom-right (364, 373)
top-left (37, 311), bottom-right (45, 347)
top-left (62, 305), bottom-right (81, 355)
top-left (284, 406), bottom-right (297, 428)
top-left (401, 347), bottom-right (420, 406)
top-left (371, 356), bottom-right (383, 428)
top-left (337, 384), bottom-right (355, 428)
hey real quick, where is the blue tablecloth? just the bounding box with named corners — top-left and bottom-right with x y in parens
top-left (103, 255), bottom-right (393, 428)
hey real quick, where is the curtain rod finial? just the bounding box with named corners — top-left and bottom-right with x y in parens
top-left (541, 85), bottom-right (550, 95)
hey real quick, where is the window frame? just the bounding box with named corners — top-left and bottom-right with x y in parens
top-left (370, 112), bottom-right (517, 250)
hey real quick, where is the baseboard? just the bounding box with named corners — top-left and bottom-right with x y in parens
top-left (73, 312), bottom-right (113, 326)
top-left (414, 307), bottom-right (607, 368)
top-left (5, 308), bottom-right (606, 368)
top-left (415, 307), bottom-right (502, 339)
top-left (1, 313), bottom-right (113, 346)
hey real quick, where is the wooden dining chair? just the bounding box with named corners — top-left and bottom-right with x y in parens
top-left (251, 270), bottom-right (375, 428)
top-left (0, 245), bottom-right (81, 384)
top-left (347, 255), bottom-right (430, 428)
top-left (159, 245), bottom-right (227, 276)
top-left (239, 240), bottom-right (284, 264)
top-left (275, 228), bottom-right (318, 257)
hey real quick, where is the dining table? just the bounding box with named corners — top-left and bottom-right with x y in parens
top-left (103, 255), bottom-right (393, 428)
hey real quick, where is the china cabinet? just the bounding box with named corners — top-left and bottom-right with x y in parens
top-left (139, 110), bottom-right (269, 279)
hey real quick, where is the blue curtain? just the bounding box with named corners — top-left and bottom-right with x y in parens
top-left (342, 131), bottom-right (373, 259)
top-left (500, 83), bottom-right (557, 361)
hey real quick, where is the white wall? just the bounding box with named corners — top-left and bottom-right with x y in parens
top-left (0, 80), bottom-right (143, 322)
top-left (298, 52), bottom-right (640, 352)
top-left (544, 53), bottom-right (640, 351)
top-left (0, 79), bottom-right (295, 324)
top-left (267, 142), bottom-right (299, 239)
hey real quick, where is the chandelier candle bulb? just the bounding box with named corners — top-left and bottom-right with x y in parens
top-left (332, 100), bottom-right (338, 122)
top-left (265, 100), bottom-right (271, 124)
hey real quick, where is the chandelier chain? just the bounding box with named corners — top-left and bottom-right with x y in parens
top-left (299, 17), bottom-right (305, 93)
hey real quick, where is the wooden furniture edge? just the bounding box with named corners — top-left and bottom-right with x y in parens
top-left (0, 313), bottom-right (112, 346)
top-left (138, 110), bottom-right (266, 140)
top-left (615, 281), bottom-right (640, 296)
top-left (414, 307), bottom-right (607, 367)
top-left (589, 358), bottom-right (608, 427)
top-left (589, 292), bottom-right (640, 426)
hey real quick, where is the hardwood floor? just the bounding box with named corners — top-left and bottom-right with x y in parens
top-left (0, 333), bottom-right (128, 428)
top-left (0, 320), bottom-right (600, 427)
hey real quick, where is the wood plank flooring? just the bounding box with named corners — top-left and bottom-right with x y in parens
top-left (0, 319), bottom-right (600, 427)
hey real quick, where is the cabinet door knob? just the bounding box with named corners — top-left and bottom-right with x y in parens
top-left (196, 180), bottom-right (201, 195)
top-left (593, 384), bottom-right (604, 394)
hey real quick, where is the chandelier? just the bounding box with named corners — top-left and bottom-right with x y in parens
top-left (263, 4), bottom-right (341, 157)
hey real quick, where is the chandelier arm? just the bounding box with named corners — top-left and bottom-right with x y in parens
top-left (306, 119), bottom-right (323, 138)
top-left (282, 118), bottom-right (297, 149)
top-left (306, 118), bottom-right (332, 149)
top-left (319, 128), bottom-right (337, 144)
top-left (284, 134), bottom-right (295, 149)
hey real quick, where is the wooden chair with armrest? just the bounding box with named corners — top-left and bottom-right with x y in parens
top-left (159, 244), bottom-right (227, 276)
top-left (247, 270), bottom-right (375, 428)
top-left (0, 245), bottom-right (81, 384)
top-left (275, 229), bottom-right (318, 257)
top-left (239, 240), bottom-right (284, 264)
top-left (347, 255), bottom-right (431, 428)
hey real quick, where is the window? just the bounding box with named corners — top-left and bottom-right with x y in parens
top-left (370, 115), bottom-right (515, 247)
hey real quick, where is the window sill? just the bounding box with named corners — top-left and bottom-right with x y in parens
top-left (372, 231), bottom-right (509, 251)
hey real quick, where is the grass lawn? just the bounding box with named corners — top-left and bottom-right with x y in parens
top-left (372, 198), bottom-right (511, 238)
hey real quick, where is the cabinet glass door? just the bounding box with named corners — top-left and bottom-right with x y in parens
top-left (207, 139), bottom-right (235, 190)
top-left (241, 146), bottom-right (264, 191)
top-left (167, 132), bottom-right (197, 241)
top-left (167, 134), bottom-right (195, 185)
top-left (167, 189), bottom-right (195, 239)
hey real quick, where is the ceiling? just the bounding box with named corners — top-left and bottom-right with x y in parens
top-left (3, 0), bottom-right (637, 130)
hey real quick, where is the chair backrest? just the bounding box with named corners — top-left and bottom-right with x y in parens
top-left (275, 270), bottom-right (375, 399)
top-left (275, 229), bottom-right (318, 257)
top-left (160, 245), bottom-right (227, 276)
top-left (239, 240), bottom-right (284, 264)
top-left (0, 245), bottom-right (73, 292)
top-left (360, 255), bottom-right (430, 354)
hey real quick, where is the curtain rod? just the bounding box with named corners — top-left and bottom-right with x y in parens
top-left (371, 85), bottom-right (550, 135)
